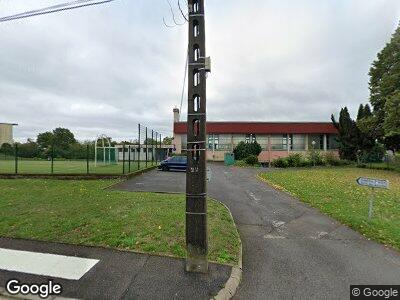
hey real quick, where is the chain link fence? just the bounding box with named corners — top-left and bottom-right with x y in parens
top-left (0, 124), bottom-right (169, 175)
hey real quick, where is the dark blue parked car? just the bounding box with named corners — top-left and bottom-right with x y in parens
top-left (158, 156), bottom-right (187, 171)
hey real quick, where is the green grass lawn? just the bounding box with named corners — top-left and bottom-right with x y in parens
top-left (0, 179), bottom-right (240, 265)
top-left (0, 159), bottom-right (156, 175)
top-left (260, 167), bottom-right (400, 251)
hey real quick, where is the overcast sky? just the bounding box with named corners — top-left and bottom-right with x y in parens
top-left (1, 0), bottom-right (399, 142)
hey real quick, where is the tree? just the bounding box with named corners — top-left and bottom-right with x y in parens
top-left (163, 137), bottom-right (173, 145)
top-left (356, 103), bottom-right (372, 121)
top-left (53, 128), bottom-right (76, 149)
top-left (356, 104), bottom-right (375, 153)
top-left (37, 128), bottom-right (77, 158)
top-left (37, 131), bottom-right (53, 151)
top-left (333, 107), bottom-right (384, 162)
top-left (0, 143), bottom-right (14, 156)
top-left (368, 23), bottom-right (400, 150)
top-left (331, 107), bottom-right (360, 160)
top-left (143, 138), bottom-right (159, 145)
top-left (17, 139), bottom-right (39, 158)
top-left (383, 92), bottom-right (400, 150)
top-left (233, 141), bottom-right (262, 161)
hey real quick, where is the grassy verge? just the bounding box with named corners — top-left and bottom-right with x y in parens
top-left (0, 179), bottom-right (240, 265)
top-left (233, 160), bottom-right (261, 168)
top-left (260, 167), bottom-right (400, 251)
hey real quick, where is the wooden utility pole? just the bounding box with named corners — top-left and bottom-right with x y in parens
top-left (186, 0), bottom-right (210, 273)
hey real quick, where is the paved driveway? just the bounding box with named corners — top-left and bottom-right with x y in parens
top-left (115, 163), bottom-right (400, 299)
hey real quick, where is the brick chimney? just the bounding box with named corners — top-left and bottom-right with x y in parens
top-left (173, 108), bottom-right (180, 123)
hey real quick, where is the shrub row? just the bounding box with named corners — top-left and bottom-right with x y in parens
top-left (271, 152), bottom-right (352, 168)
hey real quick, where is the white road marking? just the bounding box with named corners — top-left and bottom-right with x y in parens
top-left (311, 231), bottom-right (329, 240)
top-left (0, 248), bottom-right (99, 280)
top-left (272, 220), bottom-right (286, 228)
top-left (263, 234), bottom-right (285, 239)
top-left (246, 191), bottom-right (260, 202)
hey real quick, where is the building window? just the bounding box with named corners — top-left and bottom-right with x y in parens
top-left (181, 135), bottom-right (187, 151)
top-left (291, 134), bottom-right (306, 151)
top-left (271, 135), bottom-right (287, 150)
top-left (207, 134), bottom-right (219, 150)
top-left (309, 134), bottom-right (324, 150)
top-left (328, 134), bottom-right (339, 150)
top-left (245, 134), bottom-right (256, 143)
top-left (207, 135), bottom-right (213, 150)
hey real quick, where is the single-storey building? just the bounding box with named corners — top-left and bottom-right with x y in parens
top-left (115, 144), bottom-right (174, 162)
top-left (0, 123), bottom-right (17, 146)
top-left (172, 109), bottom-right (339, 162)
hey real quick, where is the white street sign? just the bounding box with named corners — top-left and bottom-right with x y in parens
top-left (356, 177), bottom-right (389, 189)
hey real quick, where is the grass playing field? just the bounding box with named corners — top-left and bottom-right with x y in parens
top-left (0, 179), bottom-right (240, 264)
top-left (0, 159), bottom-right (157, 174)
top-left (260, 167), bottom-right (400, 252)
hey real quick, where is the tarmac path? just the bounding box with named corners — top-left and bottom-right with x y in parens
top-left (116, 163), bottom-right (400, 299)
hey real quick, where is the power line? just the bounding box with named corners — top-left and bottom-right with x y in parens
top-left (0, 0), bottom-right (115, 23)
top-left (179, 46), bottom-right (189, 120)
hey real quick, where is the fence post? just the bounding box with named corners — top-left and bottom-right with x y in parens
top-left (14, 144), bottom-right (18, 174)
top-left (155, 132), bottom-right (158, 164)
top-left (128, 145), bottom-right (131, 173)
top-left (51, 144), bottom-right (54, 174)
top-left (122, 143), bottom-right (126, 175)
top-left (138, 124), bottom-right (141, 171)
top-left (152, 130), bottom-right (154, 165)
top-left (145, 127), bottom-right (148, 168)
top-left (87, 144), bottom-right (90, 175)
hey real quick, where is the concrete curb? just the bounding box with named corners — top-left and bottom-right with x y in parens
top-left (212, 202), bottom-right (243, 300)
top-left (0, 166), bottom-right (158, 181)
top-left (103, 165), bottom-right (158, 190)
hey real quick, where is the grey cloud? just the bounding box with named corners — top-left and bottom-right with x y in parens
top-left (0, 0), bottom-right (399, 141)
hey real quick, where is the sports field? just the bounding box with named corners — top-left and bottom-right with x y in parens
top-left (0, 159), bottom-right (157, 174)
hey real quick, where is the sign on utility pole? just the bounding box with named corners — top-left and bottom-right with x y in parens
top-left (356, 177), bottom-right (389, 220)
top-left (186, 0), bottom-right (211, 273)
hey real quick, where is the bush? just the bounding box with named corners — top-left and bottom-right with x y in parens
top-left (272, 157), bottom-right (289, 168)
top-left (234, 160), bottom-right (248, 167)
top-left (323, 152), bottom-right (341, 166)
top-left (233, 141), bottom-right (262, 160)
top-left (307, 150), bottom-right (324, 166)
top-left (245, 155), bottom-right (259, 165)
top-left (359, 144), bottom-right (386, 163)
top-left (272, 152), bottom-right (351, 168)
top-left (286, 153), bottom-right (304, 167)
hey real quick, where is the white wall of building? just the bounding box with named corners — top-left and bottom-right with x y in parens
top-left (0, 124), bottom-right (15, 146)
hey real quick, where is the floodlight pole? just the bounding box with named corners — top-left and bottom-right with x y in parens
top-left (186, 0), bottom-right (209, 273)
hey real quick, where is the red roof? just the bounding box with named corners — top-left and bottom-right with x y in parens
top-left (174, 122), bottom-right (337, 134)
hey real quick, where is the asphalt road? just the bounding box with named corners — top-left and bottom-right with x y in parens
top-left (116, 163), bottom-right (400, 299)
top-left (0, 237), bottom-right (230, 300)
